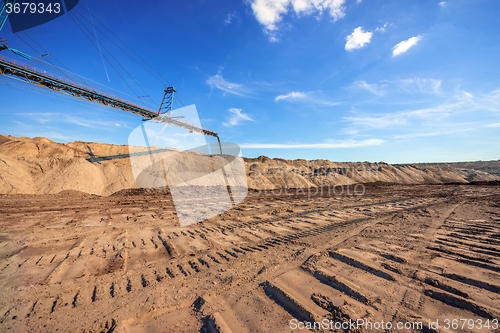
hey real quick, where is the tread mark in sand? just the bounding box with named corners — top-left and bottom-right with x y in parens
top-left (216, 252), bottom-right (230, 261)
top-left (157, 235), bottom-right (172, 256)
top-left (437, 237), bottom-right (500, 254)
top-left (441, 273), bottom-right (500, 293)
top-left (312, 270), bottom-right (370, 305)
top-left (141, 274), bottom-right (148, 287)
top-left (110, 282), bottom-right (115, 298)
top-left (198, 258), bottom-right (210, 268)
top-left (224, 249), bottom-right (238, 258)
top-left (26, 300), bottom-right (38, 318)
top-left (154, 270), bottom-right (163, 282)
top-left (50, 297), bottom-right (59, 313)
top-left (177, 264), bottom-right (189, 276)
top-left (188, 261), bottom-right (200, 273)
top-left (72, 292), bottom-right (79, 308)
top-left (166, 267), bottom-right (175, 278)
top-left (149, 237), bottom-right (158, 249)
top-left (424, 289), bottom-right (494, 319)
top-left (329, 252), bottom-right (395, 281)
top-left (207, 254), bottom-right (220, 264)
top-left (427, 246), bottom-right (494, 264)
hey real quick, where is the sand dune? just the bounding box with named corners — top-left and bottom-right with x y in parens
top-left (0, 134), bottom-right (498, 195)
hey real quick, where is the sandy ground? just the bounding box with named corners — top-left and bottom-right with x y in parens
top-left (1, 183), bottom-right (499, 333)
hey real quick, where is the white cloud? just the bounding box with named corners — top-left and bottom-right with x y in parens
top-left (269, 35), bottom-right (279, 43)
top-left (462, 91), bottom-right (473, 99)
top-left (399, 78), bottom-right (442, 94)
top-left (375, 22), bottom-right (389, 33)
top-left (345, 27), bottom-right (372, 51)
top-left (486, 123), bottom-right (500, 128)
top-left (394, 128), bottom-right (471, 139)
top-left (17, 112), bottom-right (124, 129)
top-left (353, 78), bottom-right (441, 96)
top-left (345, 89), bottom-right (500, 130)
top-left (345, 115), bottom-right (407, 128)
top-left (250, 0), bottom-right (288, 31)
top-left (249, 0), bottom-right (346, 40)
top-left (439, 1), bottom-right (446, 8)
top-left (275, 91), bottom-right (339, 106)
top-left (240, 138), bottom-right (384, 149)
top-left (206, 72), bottom-right (249, 97)
top-left (392, 35), bottom-right (422, 57)
top-left (275, 91), bottom-right (307, 102)
top-left (353, 81), bottom-right (387, 96)
top-left (474, 89), bottom-right (500, 112)
top-left (224, 12), bottom-right (236, 25)
top-left (222, 108), bottom-right (253, 127)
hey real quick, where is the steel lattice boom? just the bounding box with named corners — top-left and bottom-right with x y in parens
top-left (0, 56), bottom-right (220, 139)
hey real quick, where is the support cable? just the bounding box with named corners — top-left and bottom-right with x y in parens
top-left (66, 11), bottom-right (144, 105)
top-left (68, 13), bottom-right (158, 106)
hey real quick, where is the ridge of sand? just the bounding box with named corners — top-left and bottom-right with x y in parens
top-left (0, 134), bottom-right (499, 196)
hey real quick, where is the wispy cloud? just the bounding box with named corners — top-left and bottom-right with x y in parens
top-left (14, 112), bottom-right (125, 129)
top-left (275, 91), bottom-right (307, 102)
top-left (36, 131), bottom-right (75, 142)
top-left (398, 78), bottom-right (442, 94)
top-left (275, 91), bottom-right (339, 106)
top-left (240, 138), bottom-right (384, 149)
top-left (206, 71), bottom-right (249, 97)
top-left (392, 35), bottom-right (422, 57)
top-left (345, 115), bottom-right (406, 128)
top-left (248, 0), bottom-right (346, 41)
top-left (346, 100), bottom-right (466, 129)
top-left (222, 108), bottom-right (254, 127)
top-left (485, 123), bottom-right (500, 128)
top-left (352, 78), bottom-right (441, 96)
top-left (352, 81), bottom-right (387, 96)
top-left (345, 27), bottom-right (372, 51)
top-left (439, 1), bottom-right (446, 8)
top-left (393, 128), bottom-right (472, 139)
top-left (224, 12), bottom-right (237, 25)
top-left (475, 89), bottom-right (500, 112)
top-left (345, 89), bottom-right (500, 130)
top-left (375, 22), bottom-right (389, 33)
top-left (14, 112), bottom-right (54, 124)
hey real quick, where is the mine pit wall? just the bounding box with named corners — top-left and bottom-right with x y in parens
top-left (0, 134), bottom-right (499, 196)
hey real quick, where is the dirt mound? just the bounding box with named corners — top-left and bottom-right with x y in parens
top-left (110, 188), bottom-right (170, 197)
top-left (52, 189), bottom-right (96, 197)
top-left (1, 134), bottom-right (499, 195)
top-left (0, 134), bottom-right (11, 145)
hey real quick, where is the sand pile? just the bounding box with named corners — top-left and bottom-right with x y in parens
top-left (0, 134), bottom-right (498, 195)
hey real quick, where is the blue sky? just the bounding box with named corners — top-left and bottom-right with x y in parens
top-left (0, 0), bottom-right (499, 163)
